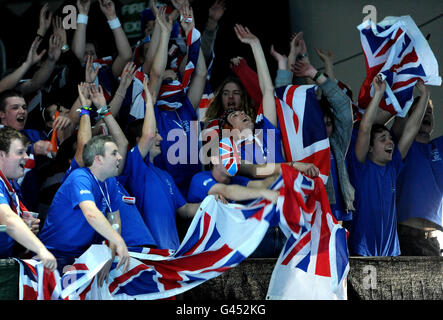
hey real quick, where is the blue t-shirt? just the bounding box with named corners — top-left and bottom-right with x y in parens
top-left (0, 181), bottom-right (19, 258)
top-left (330, 152), bottom-right (353, 221)
top-left (240, 117), bottom-right (285, 164)
top-left (123, 146), bottom-right (186, 250)
top-left (153, 95), bottom-right (201, 196)
top-left (348, 145), bottom-right (403, 256)
top-left (396, 137), bottom-right (443, 228)
top-left (39, 168), bottom-right (122, 258)
top-left (62, 159), bottom-right (157, 247)
top-left (187, 170), bottom-right (251, 203)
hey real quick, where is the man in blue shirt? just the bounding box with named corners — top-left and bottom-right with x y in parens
top-left (348, 76), bottom-right (430, 256)
top-left (123, 82), bottom-right (200, 251)
top-left (39, 135), bottom-right (130, 274)
top-left (394, 97), bottom-right (442, 256)
top-left (0, 126), bottom-right (56, 271)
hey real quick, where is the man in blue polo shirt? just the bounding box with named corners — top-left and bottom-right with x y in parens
top-left (123, 83), bottom-right (200, 251)
top-left (394, 97), bottom-right (442, 256)
top-left (39, 135), bottom-right (130, 273)
top-left (0, 126), bottom-right (56, 271)
top-left (348, 76), bottom-right (430, 256)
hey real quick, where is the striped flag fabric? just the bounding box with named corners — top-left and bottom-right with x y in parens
top-left (15, 166), bottom-right (348, 300)
top-left (274, 85), bottom-right (331, 183)
top-left (267, 165), bottom-right (349, 299)
top-left (219, 137), bottom-right (240, 176)
top-left (357, 15), bottom-right (441, 117)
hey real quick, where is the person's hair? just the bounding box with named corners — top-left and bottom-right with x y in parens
top-left (0, 90), bottom-right (24, 113)
top-left (205, 77), bottom-right (255, 123)
top-left (0, 126), bottom-right (29, 153)
top-left (126, 119), bottom-right (144, 148)
top-left (370, 123), bottom-right (390, 146)
top-left (82, 135), bottom-right (115, 167)
top-left (318, 94), bottom-right (335, 128)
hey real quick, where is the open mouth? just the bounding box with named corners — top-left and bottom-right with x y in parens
top-left (384, 146), bottom-right (393, 154)
top-left (17, 116), bottom-right (25, 123)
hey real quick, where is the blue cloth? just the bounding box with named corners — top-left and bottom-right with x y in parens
top-left (39, 168), bottom-right (121, 258)
top-left (0, 181), bottom-right (18, 258)
top-left (153, 95), bottom-right (201, 197)
top-left (62, 159), bottom-right (157, 247)
top-left (187, 170), bottom-right (251, 203)
top-left (123, 146), bottom-right (186, 250)
top-left (330, 153), bottom-right (353, 221)
top-left (240, 117), bottom-right (285, 164)
top-left (347, 145), bottom-right (403, 256)
top-left (396, 137), bottom-right (443, 228)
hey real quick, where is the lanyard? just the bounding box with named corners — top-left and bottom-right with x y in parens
top-left (0, 169), bottom-right (27, 216)
top-left (89, 170), bottom-right (112, 214)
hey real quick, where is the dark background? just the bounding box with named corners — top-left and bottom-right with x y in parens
top-left (0, 0), bottom-right (291, 91)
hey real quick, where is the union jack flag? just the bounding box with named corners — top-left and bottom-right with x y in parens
top-left (15, 166), bottom-right (348, 300)
top-left (274, 85), bottom-right (331, 183)
top-left (267, 165), bottom-right (349, 299)
top-left (357, 15), bottom-right (441, 117)
top-left (219, 137), bottom-right (240, 176)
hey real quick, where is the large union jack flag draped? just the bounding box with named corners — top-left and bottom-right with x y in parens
top-left (15, 165), bottom-right (348, 300)
top-left (274, 85), bottom-right (331, 184)
top-left (357, 15), bottom-right (441, 117)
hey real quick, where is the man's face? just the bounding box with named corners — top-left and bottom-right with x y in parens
top-left (150, 132), bottom-right (163, 158)
top-left (227, 110), bottom-right (254, 132)
top-left (369, 130), bottom-right (394, 165)
top-left (0, 138), bottom-right (29, 180)
top-left (100, 142), bottom-right (122, 178)
top-left (419, 103), bottom-right (434, 136)
top-left (0, 96), bottom-right (27, 131)
top-left (84, 42), bottom-right (98, 62)
top-left (221, 82), bottom-right (242, 111)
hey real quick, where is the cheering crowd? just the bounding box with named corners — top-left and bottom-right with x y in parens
top-left (0, 0), bottom-right (441, 282)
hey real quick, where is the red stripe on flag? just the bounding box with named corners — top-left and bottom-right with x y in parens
top-left (282, 232), bottom-right (311, 265)
top-left (183, 212), bottom-right (211, 256)
top-left (109, 264), bottom-right (151, 293)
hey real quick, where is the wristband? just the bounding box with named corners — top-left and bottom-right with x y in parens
top-left (80, 109), bottom-right (90, 117)
top-left (101, 111), bottom-right (112, 119)
top-left (61, 44), bottom-right (69, 52)
top-left (313, 71), bottom-right (323, 82)
top-left (77, 14), bottom-right (88, 25)
top-left (97, 105), bottom-right (109, 115)
top-left (81, 105), bottom-right (92, 111)
top-left (107, 18), bottom-right (121, 30)
top-left (296, 53), bottom-right (308, 61)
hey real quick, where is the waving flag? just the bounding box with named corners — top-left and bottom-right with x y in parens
top-left (275, 85), bottom-right (331, 183)
top-left (357, 15), bottom-right (441, 117)
top-left (15, 166), bottom-right (348, 300)
top-left (267, 165), bottom-right (349, 299)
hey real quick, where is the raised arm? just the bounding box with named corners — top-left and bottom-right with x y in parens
top-left (234, 24), bottom-right (276, 126)
top-left (354, 75), bottom-right (386, 163)
top-left (147, 6), bottom-right (173, 103)
top-left (397, 80), bottom-right (430, 158)
top-left (201, 0), bottom-right (225, 63)
top-left (108, 61), bottom-right (137, 117)
top-left (74, 82), bottom-right (92, 166)
top-left (0, 37), bottom-right (45, 93)
top-left (180, 4), bottom-right (208, 111)
top-left (17, 33), bottom-right (62, 95)
top-left (138, 78), bottom-right (157, 159)
top-left (89, 84), bottom-right (129, 174)
top-left (71, 0), bottom-right (90, 63)
top-left (99, 0), bottom-right (132, 78)
top-left (208, 183), bottom-right (279, 204)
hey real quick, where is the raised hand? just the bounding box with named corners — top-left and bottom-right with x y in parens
top-left (156, 6), bottom-right (173, 33)
top-left (270, 45), bottom-right (288, 69)
top-left (77, 0), bottom-right (91, 15)
top-left (229, 56), bottom-right (245, 68)
top-left (315, 48), bottom-right (333, 64)
top-left (372, 74), bottom-right (386, 94)
top-left (415, 78), bottom-right (429, 96)
top-left (37, 3), bottom-right (53, 37)
top-left (208, 0), bottom-right (226, 25)
top-left (289, 31), bottom-right (307, 57)
top-left (118, 61), bottom-right (137, 93)
top-left (89, 84), bottom-right (107, 108)
top-left (99, 0), bottom-right (117, 20)
top-left (290, 60), bottom-right (317, 79)
top-left (25, 37), bottom-right (46, 67)
top-left (47, 34), bottom-right (62, 62)
top-left (171, 0), bottom-right (188, 11)
top-left (52, 16), bottom-right (67, 49)
top-left (234, 24), bottom-right (259, 46)
top-left (78, 82), bottom-right (92, 106)
top-left (85, 55), bottom-right (99, 83)
top-left (179, 2), bottom-right (195, 35)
